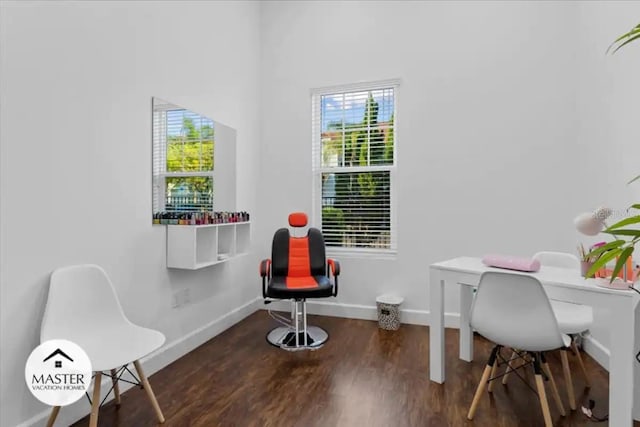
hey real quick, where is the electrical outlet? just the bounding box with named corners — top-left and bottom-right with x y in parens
top-left (171, 288), bottom-right (192, 308)
top-left (171, 291), bottom-right (181, 308)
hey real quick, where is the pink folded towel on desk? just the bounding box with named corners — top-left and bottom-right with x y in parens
top-left (482, 254), bottom-right (541, 272)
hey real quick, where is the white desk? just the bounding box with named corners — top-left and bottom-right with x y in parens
top-left (429, 257), bottom-right (640, 426)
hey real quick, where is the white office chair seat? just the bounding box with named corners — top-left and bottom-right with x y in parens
top-left (550, 300), bottom-right (593, 335)
top-left (42, 264), bottom-right (166, 371)
top-left (50, 324), bottom-right (165, 372)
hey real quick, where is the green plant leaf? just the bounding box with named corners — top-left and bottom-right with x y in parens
top-left (610, 25), bottom-right (640, 43)
top-left (612, 33), bottom-right (640, 54)
top-left (628, 174), bottom-right (640, 185)
top-left (606, 215), bottom-right (640, 230)
top-left (608, 26), bottom-right (640, 53)
top-left (609, 246), bottom-right (634, 283)
top-left (587, 239), bottom-right (626, 260)
top-left (587, 247), bottom-right (622, 278)
top-left (603, 229), bottom-right (640, 237)
top-left (630, 204), bottom-right (640, 210)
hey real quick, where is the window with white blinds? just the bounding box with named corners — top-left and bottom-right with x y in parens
top-left (312, 81), bottom-right (398, 252)
top-left (152, 98), bottom-right (214, 214)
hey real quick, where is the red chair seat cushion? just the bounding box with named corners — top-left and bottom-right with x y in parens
top-left (267, 275), bottom-right (333, 299)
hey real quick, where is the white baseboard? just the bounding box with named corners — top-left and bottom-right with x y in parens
top-left (263, 300), bottom-right (461, 328)
top-left (17, 297), bottom-right (263, 427)
top-left (582, 334), bottom-right (610, 370)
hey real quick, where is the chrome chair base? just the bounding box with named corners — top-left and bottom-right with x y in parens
top-left (266, 326), bottom-right (328, 351)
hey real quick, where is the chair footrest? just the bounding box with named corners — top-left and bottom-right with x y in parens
top-left (266, 326), bottom-right (328, 351)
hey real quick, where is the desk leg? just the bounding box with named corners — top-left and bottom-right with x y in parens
top-left (429, 268), bottom-right (445, 383)
top-left (459, 285), bottom-right (474, 362)
top-left (608, 298), bottom-right (636, 427)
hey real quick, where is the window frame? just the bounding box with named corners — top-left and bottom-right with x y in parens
top-left (311, 79), bottom-right (400, 257)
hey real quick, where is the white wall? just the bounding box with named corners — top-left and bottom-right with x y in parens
top-left (0, 2), bottom-right (261, 426)
top-left (259, 0), bottom-right (584, 316)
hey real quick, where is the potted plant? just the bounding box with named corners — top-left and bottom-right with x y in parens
top-left (586, 23), bottom-right (640, 283)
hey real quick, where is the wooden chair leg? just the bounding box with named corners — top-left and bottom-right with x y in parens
top-left (487, 361), bottom-right (498, 393)
top-left (502, 350), bottom-right (518, 385)
top-left (111, 368), bottom-right (121, 407)
top-left (560, 350), bottom-right (576, 410)
top-left (46, 406), bottom-right (60, 427)
top-left (542, 361), bottom-right (566, 416)
top-left (571, 341), bottom-right (591, 388)
top-left (468, 346), bottom-right (500, 420)
top-left (468, 364), bottom-right (493, 420)
top-left (89, 372), bottom-right (102, 427)
top-left (535, 373), bottom-right (553, 427)
top-left (134, 360), bottom-right (165, 423)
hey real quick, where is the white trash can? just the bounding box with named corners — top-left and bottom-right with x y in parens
top-left (376, 294), bottom-right (404, 330)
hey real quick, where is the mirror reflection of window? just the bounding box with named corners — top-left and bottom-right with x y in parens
top-left (152, 98), bottom-right (215, 220)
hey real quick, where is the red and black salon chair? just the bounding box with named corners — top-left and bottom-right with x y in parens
top-left (260, 212), bottom-right (340, 350)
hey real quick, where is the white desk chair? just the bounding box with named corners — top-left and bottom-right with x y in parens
top-left (41, 265), bottom-right (166, 427)
top-left (467, 272), bottom-right (569, 426)
top-left (532, 251), bottom-right (580, 269)
top-left (533, 251), bottom-right (593, 409)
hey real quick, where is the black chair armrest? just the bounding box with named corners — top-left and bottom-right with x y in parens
top-left (260, 259), bottom-right (271, 298)
top-left (327, 259), bottom-right (340, 276)
top-left (327, 259), bottom-right (340, 296)
top-left (260, 259), bottom-right (271, 277)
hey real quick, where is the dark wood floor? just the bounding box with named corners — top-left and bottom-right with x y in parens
top-left (71, 311), bottom-right (633, 427)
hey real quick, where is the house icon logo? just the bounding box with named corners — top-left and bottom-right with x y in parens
top-left (42, 348), bottom-right (74, 368)
top-left (24, 339), bottom-right (92, 406)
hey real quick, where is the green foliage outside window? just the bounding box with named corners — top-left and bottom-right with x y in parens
top-left (321, 92), bottom-right (394, 248)
top-left (165, 116), bottom-right (214, 211)
top-left (322, 207), bottom-right (346, 246)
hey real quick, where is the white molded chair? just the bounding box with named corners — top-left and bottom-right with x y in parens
top-left (532, 251), bottom-right (580, 269)
top-left (533, 251), bottom-right (593, 409)
top-left (467, 272), bottom-right (569, 426)
top-left (41, 265), bottom-right (165, 427)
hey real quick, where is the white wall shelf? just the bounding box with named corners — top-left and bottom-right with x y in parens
top-left (166, 222), bottom-right (250, 269)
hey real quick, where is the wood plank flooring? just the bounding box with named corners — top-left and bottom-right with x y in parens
top-left (71, 311), bottom-right (634, 427)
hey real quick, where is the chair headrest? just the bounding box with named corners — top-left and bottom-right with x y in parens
top-left (288, 212), bottom-right (308, 227)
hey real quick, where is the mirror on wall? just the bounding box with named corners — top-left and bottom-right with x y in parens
top-left (152, 97), bottom-right (236, 223)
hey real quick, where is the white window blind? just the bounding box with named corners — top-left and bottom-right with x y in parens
top-left (312, 80), bottom-right (398, 252)
top-left (152, 101), bottom-right (214, 213)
